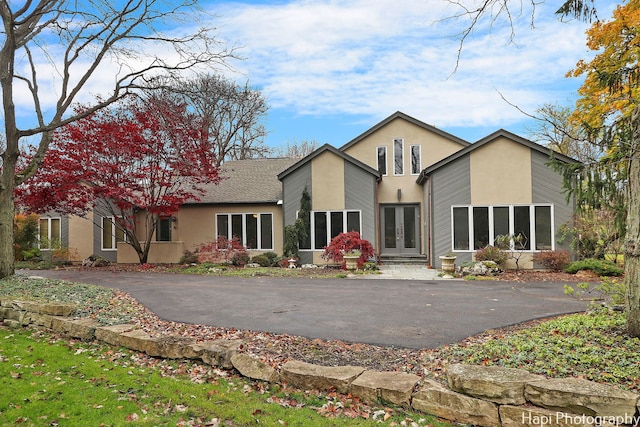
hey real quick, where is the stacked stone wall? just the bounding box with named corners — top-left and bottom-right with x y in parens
top-left (2, 298), bottom-right (639, 427)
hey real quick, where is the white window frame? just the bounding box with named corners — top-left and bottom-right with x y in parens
top-left (38, 217), bottom-right (61, 250)
top-left (215, 213), bottom-right (274, 250)
top-left (410, 144), bottom-right (421, 175)
top-left (450, 204), bottom-right (554, 252)
top-left (298, 210), bottom-right (362, 251)
top-left (376, 146), bottom-right (387, 176)
top-left (102, 216), bottom-right (126, 251)
top-left (393, 138), bottom-right (404, 176)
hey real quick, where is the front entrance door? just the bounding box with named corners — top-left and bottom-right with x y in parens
top-left (381, 204), bottom-right (420, 255)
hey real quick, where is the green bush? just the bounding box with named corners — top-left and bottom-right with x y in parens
top-left (474, 245), bottom-right (509, 267)
top-left (251, 251), bottom-right (281, 267)
top-left (565, 258), bottom-right (624, 276)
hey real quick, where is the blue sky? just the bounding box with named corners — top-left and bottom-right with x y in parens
top-left (10, 0), bottom-right (617, 149)
top-left (205, 0), bottom-right (617, 149)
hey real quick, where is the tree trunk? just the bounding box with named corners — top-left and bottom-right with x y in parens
top-left (0, 186), bottom-right (15, 279)
top-left (625, 149), bottom-right (640, 336)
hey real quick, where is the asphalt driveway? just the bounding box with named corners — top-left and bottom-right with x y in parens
top-left (20, 270), bottom-right (589, 349)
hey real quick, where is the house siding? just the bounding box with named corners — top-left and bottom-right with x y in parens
top-left (531, 150), bottom-right (573, 253)
top-left (344, 161), bottom-right (377, 248)
top-left (282, 162), bottom-right (313, 264)
top-left (430, 156), bottom-right (471, 265)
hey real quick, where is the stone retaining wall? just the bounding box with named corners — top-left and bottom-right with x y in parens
top-left (2, 298), bottom-right (639, 427)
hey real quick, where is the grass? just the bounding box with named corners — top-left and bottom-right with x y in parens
top-left (433, 308), bottom-right (640, 391)
top-left (0, 328), bottom-right (450, 427)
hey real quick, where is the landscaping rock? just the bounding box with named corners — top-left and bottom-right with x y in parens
top-left (500, 405), bottom-right (595, 427)
top-left (231, 354), bottom-right (279, 383)
top-left (196, 339), bottom-right (244, 369)
top-left (29, 313), bottom-right (55, 328)
top-left (525, 378), bottom-right (640, 417)
top-left (412, 379), bottom-right (500, 427)
top-left (51, 317), bottom-right (99, 340)
top-left (350, 370), bottom-right (420, 406)
top-left (281, 360), bottom-right (365, 393)
top-left (447, 363), bottom-right (544, 405)
top-left (95, 324), bottom-right (137, 346)
top-left (155, 335), bottom-right (200, 359)
top-left (118, 329), bottom-right (161, 356)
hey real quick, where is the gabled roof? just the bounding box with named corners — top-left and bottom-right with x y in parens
top-left (339, 111), bottom-right (471, 151)
top-left (195, 158), bottom-right (297, 204)
top-left (278, 144), bottom-right (381, 181)
top-left (417, 129), bottom-right (579, 184)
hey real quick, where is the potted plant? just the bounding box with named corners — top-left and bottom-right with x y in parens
top-left (342, 249), bottom-right (362, 271)
top-left (439, 251), bottom-right (457, 273)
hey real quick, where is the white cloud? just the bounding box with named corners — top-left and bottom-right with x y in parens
top-left (214, 0), bottom-right (596, 132)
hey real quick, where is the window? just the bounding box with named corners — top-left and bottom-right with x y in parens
top-left (393, 138), bottom-right (404, 175)
top-left (156, 217), bottom-right (172, 242)
top-left (39, 217), bottom-right (61, 249)
top-left (216, 213), bottom-right (273, 250)
top-left (377, 146), bottom-right (387, 175)
top-left (451, 205), bottom-right (554, 251)
top-left (410, 145), bottom-right (421, 175)
top-left (102, 216), bottom-right (126, 250)
top-left (299, 210), bottom-right (361, 250)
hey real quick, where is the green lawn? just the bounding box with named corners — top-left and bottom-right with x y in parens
top-left (0, 329), bottom-right (449, 427)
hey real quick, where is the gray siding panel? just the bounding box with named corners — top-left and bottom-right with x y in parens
top-left (531, 151), bottom-right (574, 252)
top-left (281, 163), bottom-right (313, 264)
top-left (430, 156), bottom-right (471, 264)
top-left (344, 161), bottom-right (377, 247)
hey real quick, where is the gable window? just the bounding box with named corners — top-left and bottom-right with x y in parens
top-left (393, 138), bottom-right (404, 175)
top-left (299, 210), bottom-right (361, 250)
top-left (102, 216), bottom-right (126, 250)
top-left (216, 213), bottom-right (273, 250)
top-left (39, 217), bottom-right (61, 249)
top-left (451, 205), bottom-right (554, 252)
top-left (377, 146), bottom-right (387, 175)
top-left (410, 145), bottom-right (421, 175)
top-left (156, 217), bottom-right (172, 242)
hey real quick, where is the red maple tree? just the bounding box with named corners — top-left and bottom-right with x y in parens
top-left (16, 94), bottom-right (220, 264)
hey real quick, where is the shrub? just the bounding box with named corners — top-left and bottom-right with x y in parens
top-left (565, 258), bottom-right (624, 276)
top-left (198, 236), bottom-right (247, 265)
top-left (13, 213), bottom-right (39, 261)
top-left (250, 251), bottom-right (281, 267)
top-left (474, 245), bottom-right (508, 267)
top-left (231, 249), bottom-right (250, 266)
top-left (180, 249), bottom-right (200, 264)
top-left (533, 249), bottom-right (571, 271)
top-left (321, 231), bottom-right (376, 270)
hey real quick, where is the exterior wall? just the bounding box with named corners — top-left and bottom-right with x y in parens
top-left (429, 156), bottom-right (472, 266)
top-left (116, 203), bottom-right (285, 264)
top-left (280, 151), bottom-right (378, 266)
top-left (470, 137), bottom-right (532, 204)
top-left (344, 161), bottom-right (377, 247)
top-left (343, 117), bottom-right (465, 255)
top-left (312, 152), bottom-right (345, 210)
top-left (531, 150), bottom-right (574, 257)
top-left (430, 142), bottom-right (575, 270)
top-left (282, 162), bottom-right (313, 265)
top-left (67, 213), bottom-right (93, 261)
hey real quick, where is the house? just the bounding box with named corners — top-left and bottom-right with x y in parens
top-left (38, 111), bottom-right (576, 269)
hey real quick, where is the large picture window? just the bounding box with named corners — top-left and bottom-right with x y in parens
top-left (102, 216), bottom-right (126, 250)
top-left (39, 217), bottom-right (61, 249)
top-left (216, 213), bottom-right (273, 250)
top-left (300, 210), bottom-right (361, 250)
top-left (451, 205), bottom-right (554, 251)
